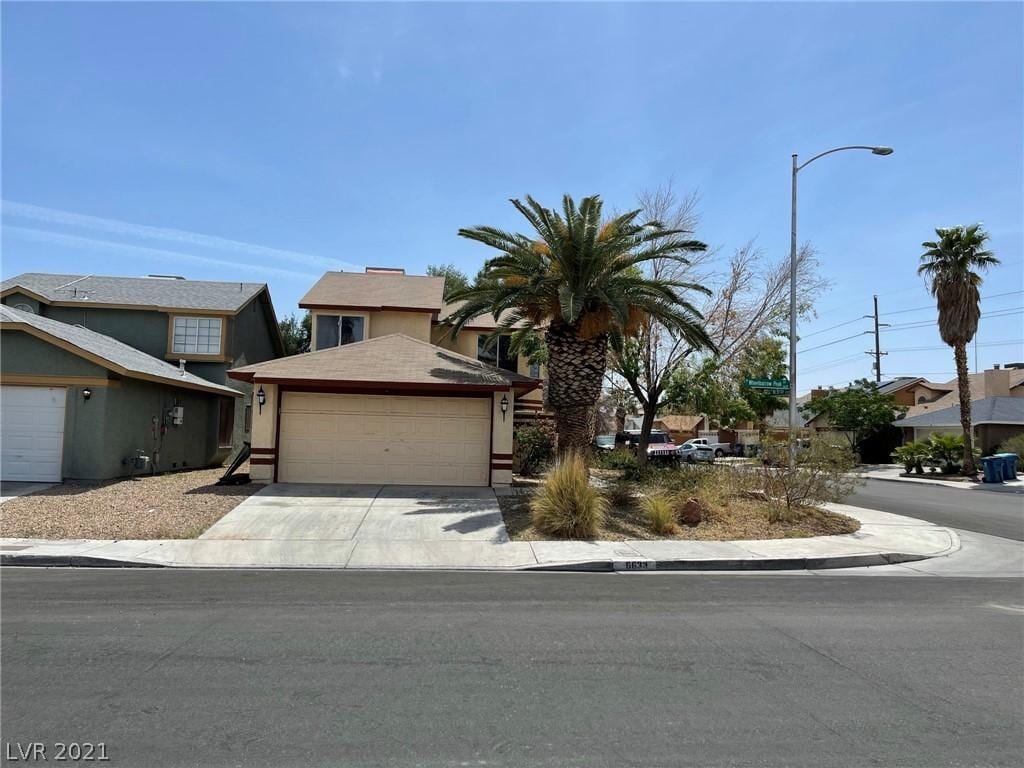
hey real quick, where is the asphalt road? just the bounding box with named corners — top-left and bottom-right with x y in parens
top-left (849, 478), bottom-right (1024, 540)
top-left (3, 569), bottom-right (1022, 768)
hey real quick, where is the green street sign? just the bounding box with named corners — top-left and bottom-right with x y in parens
top-left (744, 377), bottom-right (790, 391)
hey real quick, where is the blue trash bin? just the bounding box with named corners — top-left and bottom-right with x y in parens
top-left (979, 456), bottom-right (1004, 484)
top-left (994, 452), bottom-right (1019, 480)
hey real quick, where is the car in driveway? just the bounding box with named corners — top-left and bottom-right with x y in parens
top-left (620, 430), bottom-right (679, 465)
top-left (681, 437), bottom-right (733, 458)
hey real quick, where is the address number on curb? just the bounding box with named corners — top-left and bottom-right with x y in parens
top-left (614, 560), bottom-right (655, 571)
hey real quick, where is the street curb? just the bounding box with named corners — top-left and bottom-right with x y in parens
top-left (521, 551), bottom-right (938, 573)
top-left (859, 474), bottom-right (1024, 494)
top-left (0, 554), bottom-right (166, 568)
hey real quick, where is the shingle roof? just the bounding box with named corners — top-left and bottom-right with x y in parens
top-left (299, 272), bottom-right (445, 312)
top-left (0, 306), bottom-right (240, 396)
top-left (1, 273), bottom-right (266, 313)
top-left (229, 333), bottom-right (539, 391)
top-left (895, 396), bottom-right (1024, 427)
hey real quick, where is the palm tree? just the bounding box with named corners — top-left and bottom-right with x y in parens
top-left (446, 194), bottom-right (714, 453)
top-left (918, 224), bottom-right (999, 475)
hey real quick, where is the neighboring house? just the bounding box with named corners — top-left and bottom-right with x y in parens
top-left (0, 306), bottom-right (241, 481)
top-left (231, 267), bottom-right (546, 488)
top-left (895, 366), bottom-right (1024, 452)
top-left (624, 414), bottom-right (707, 443)
top-left (1, 272), bottom-right (284, 460)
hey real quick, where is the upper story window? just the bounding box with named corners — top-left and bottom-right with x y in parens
top-left (172, 316), bottom-right (222, 355)
top-left (478, 334), bottom-right (517, 372)
top-left (316, 315), bottom-right (365, 350)
top-left (529, 361), bottom-right (541, 379)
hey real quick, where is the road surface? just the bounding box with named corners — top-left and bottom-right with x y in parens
top-left (848, 477), bottom-right (1023, 540)
top-left (2, 569), bottom-right (1022, 768)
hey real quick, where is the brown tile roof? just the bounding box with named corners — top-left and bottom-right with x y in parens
top-left (299, 272), bottom-right (445, 312)
top-left (656, 414), bottom-right (705, 432)
top-left (228, 334), bottom-right (539, 391)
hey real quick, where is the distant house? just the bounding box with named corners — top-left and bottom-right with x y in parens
top-left (894, 366), bottom-right (1024, 452)
top-left (0, 273), bottom-right (284, 481)
top-left (624, 414), bottom-right (707, 443)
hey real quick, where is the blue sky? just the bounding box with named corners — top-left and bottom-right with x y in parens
top-left (3, 1), bottom-right (1021, 392)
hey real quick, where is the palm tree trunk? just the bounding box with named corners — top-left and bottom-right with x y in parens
top-left (544, 322), bottom-right (608, 455)
top-left (953, 342), bottom-right (976, 475)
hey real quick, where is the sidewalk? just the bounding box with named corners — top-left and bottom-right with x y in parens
top-left (0, 504), bottom-right (959, 571)
top-left (856, 464), bottom-right (1024, 493)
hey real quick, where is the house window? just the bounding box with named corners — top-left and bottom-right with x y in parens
top-left (478, 334), bottom-right (517, 372)
top-left (172, 316), bottom-right (222, 355)
top-left (529, 362), bottom-right (541, 379)
top-left (315, 315), bottom-right (365, 350)
top-left (244, 404), bottom-right (252, 434)
top-left (218, 398), bottom-right (235, 448)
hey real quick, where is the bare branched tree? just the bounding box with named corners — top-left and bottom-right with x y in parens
top-left (608, 181), bottom-right (828, 466)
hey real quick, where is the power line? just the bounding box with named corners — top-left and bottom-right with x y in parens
top-left (886, 339), bottom-right (1023, 352)
top-left (880, 290), bottom-right (1023, 317)
top-left (800, 316), bottom-right (868, 339)
top-left (800, 330), bottom-right (871, 354)
top-left (882, 307), bottom-right (1024, 332)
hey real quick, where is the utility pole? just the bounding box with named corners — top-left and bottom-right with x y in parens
top-left (864, 294), bottom-right (890, 382)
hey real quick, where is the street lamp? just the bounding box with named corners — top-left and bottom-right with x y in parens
top-left (788, 145), bottom-right (893, 467)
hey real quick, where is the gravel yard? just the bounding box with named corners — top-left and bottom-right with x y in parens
top-left (0, 468), bottom-right (260, 540)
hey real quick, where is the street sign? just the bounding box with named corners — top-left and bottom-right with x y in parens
top-left (743, 378), bottom-right (789, 391)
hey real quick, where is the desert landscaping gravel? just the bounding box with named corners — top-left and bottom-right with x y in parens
top-left (0, 468), bottom-right (260, 540)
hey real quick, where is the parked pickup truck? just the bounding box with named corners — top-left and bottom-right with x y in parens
top-left (619, 430), bottom-right (680, 464)
top-left (680, 438), bottom-right (733, 459)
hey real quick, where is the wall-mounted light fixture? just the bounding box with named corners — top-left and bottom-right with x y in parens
top-left (257, 386), bottom-right (266, 414)
top-left (82, 388), bottom-right (92, 401)
top-left (500, 394), bottom-right (509, 422)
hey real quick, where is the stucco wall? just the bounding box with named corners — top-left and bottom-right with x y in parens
top-left (248, 382), bottom-right (279, 482)
top-left (38, 305), bottom-right (171, 359)
top-left (491, 391), bottom-right (514, 486)
top-left (2, 329), bottom-right (231, 480)
top-left (369, 311), bottom-right (432, 341)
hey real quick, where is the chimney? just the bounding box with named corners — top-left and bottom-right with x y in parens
top-left (365, 267), bottom-right (405, 275)
top-left (810, 388), bottom-right (828, 401)
top-left (983, 367), bottom-right (1010, 398)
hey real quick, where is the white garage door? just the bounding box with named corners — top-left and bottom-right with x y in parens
top-left (278, 393), bottom-right (491, 486)
top-left (1, 386), bottom-right (66, 482)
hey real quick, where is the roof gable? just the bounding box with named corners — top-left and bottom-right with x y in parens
top-left (0, 305), bottom-right (240, 396)
top-left (896, 396), bottom-right (1024, 427)
top-left (299, 272), bottom-right (445, 312)
top-left (229, 333), bottom-right (538, 391)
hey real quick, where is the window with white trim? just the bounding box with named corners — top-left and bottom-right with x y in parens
top-left (172, 316), bottom-right (223, 355)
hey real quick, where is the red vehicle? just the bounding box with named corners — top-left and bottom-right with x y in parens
top-left (620, 430), bottom-right (680, 464)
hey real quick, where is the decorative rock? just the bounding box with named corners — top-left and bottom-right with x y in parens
top-left (678, 497), bottom-right (704, 527)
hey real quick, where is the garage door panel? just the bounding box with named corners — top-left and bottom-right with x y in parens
top-left (279, 393), bottom-right (491, 486)
top-left (1, 386), bottom-right (66, 482)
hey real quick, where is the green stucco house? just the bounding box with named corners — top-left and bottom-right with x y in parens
top-left (0, 273), bottom-right (284, 481)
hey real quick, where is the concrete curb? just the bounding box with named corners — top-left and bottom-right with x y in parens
top-left (861, 474), bottom-right (1024, 494)
top-left (0, 506), bottom-right (961, 572)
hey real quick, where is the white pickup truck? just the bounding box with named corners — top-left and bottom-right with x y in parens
top-left (681, 437), bottom-right (733, 460)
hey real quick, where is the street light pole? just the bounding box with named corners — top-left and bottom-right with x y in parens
top-left (788, 145), bottom-right (893, 469)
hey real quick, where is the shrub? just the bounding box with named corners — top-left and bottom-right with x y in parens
top-left (530, 451), bottom-right (607, 538)
top-left (924, 433), bottom-right (967, 474)
top-left (593, 447), bottom-right (637, 472)
top-left (758, 438), bottom-right (858, 522)
top-left (639, 493), bottom-right (679, 535)
top-left (892, 441), bottom-right (929, 474)
top-left (995, 433), bottom-right (1024, 461)
top-left (603, 479), bottom-right (636, 510)
top-left (514, 423), bottom-right (555, 476)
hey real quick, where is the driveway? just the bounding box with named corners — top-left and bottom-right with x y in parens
top-left (200, 484), bottom-right (509, 544)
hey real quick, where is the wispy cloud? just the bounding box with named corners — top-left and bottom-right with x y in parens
top-left (4, 226), bottom-right (320, 282)
top-left (2, 201), bottom-right (361, 273)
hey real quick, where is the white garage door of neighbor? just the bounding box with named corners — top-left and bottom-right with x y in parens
top-left (278, 393), bottom-right (491, 486)
top-left (1, 386), bottom-right (66, 482)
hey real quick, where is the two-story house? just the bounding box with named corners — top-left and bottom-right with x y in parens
top-left (228, 268), bottom-right (545, 488)
top-left (0, 273), bottom-right (283, 481)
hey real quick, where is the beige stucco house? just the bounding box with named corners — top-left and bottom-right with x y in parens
top-left (229, 268), bottom-right (544, 488)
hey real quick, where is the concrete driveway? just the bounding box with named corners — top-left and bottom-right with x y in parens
top-left (200, 484), bottom-right (509, 544)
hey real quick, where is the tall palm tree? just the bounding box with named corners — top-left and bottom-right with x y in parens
top-left (918, 224), bottom-right (999, 475)
top-left (446, 194), bottom-right (714, 453)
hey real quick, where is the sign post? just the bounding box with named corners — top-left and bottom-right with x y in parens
top-left (743, 378), bottom-right (790, 396)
